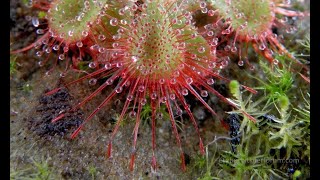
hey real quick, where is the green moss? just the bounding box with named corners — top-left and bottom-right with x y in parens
top-left (38, 11), bottom-right (46, 19)
top-left (293, 170), bottom-right (302, 180)
top-left (229, 80), bottom-right (240, 98)
top-left (278, 95), bottom-right (290, 112)
top-left (299, 34), bottom-right (310, 53)
top-left (10, 157), bottom-right (57, 180)
top-left (10, 55), bottom-right (18, 76)
top-left (253, 58), bottom-right (295, 106)
top-left (88, 165), bottom-right (97, 180)
top-left (21, 0), bottom-right (29, 6)
top-left (22, 83), bottom-right (32, 93)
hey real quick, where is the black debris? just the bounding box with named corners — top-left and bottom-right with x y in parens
top-left (225, 113), bottom-right (241, 153)
top-left (28, 88), bottom-right (84, 137)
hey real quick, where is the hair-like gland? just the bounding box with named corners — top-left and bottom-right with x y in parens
top-left (206, 0), bottom-right (305, 66)
top-left (47, 0), bottom-right (108, 44)
top-left (48, 0), bottom-right (257, 171)
top-left (13, 0), bottom-right (261, 171)
top-left (11, 0), bottom-right (119, 73)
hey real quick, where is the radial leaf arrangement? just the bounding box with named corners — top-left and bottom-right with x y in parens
top-left (47, 0), bottom-right (108, 44)
top-left (11, 0), bottom-right (306, 171)
top-left (206, 0), bottom-right (306, 66)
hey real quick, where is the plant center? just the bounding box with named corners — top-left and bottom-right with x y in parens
top-left (210, 0), bottom-right (274, 37)
top-left (47, 0), bottom-right (107, 43)
top-left (124, 2), bottom-right (184, 78)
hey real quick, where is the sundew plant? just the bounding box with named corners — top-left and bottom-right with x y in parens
top-left (11, 0), bottom-right (309, 176)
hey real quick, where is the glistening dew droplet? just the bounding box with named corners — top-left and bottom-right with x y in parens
top-left (129, 111), bottom-right (137, 118)
top-left (259, 43), bottom-right (266, 50)
top-left (116, 87), bottom-right (123, 93)
top-left (198, 46), bottom-right (205, 53)
top-left (110, 18), bottom-right (118, 26)
top-left (76, 41), bottom-right (83, 47)
top-left (88, 78), bottom-right (97, 85)
top-left (36, 29), bottom-right (44, 34)
top-left (138, 85), bottom-right (145, 92)
top-left (182, 88), bottom-right (188, 96)
top-left (58, 54), bottom-right (65, 60)
top-left (200, 90), bottom-right (208, 97)
top-left (89, 62), bottom-right (97, 68)
top-left (231, 46), bottom-right (237, 52)
top-left (238, 60), bottom-right (244, 66)
top-left (208, 9), bottom-right (215, 16)
top-left (207, 78), bottom-right (214, 85)
top-left (53, 45), bottom-right (60, 51)
top-left (82, 31), bottom-right (89, 37)
top-left (32, 17), bottom-right (39, 27)
top-left (186, 77), bottom-right (193, 84)
top-left (68, 30), bottom-right (74, 37)
top-left (127, 95), bottom-right (134, 101)
top-left (104, 63), bottom-right (112, 69)
top-left (98, 34), bottom-right (106, 41)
